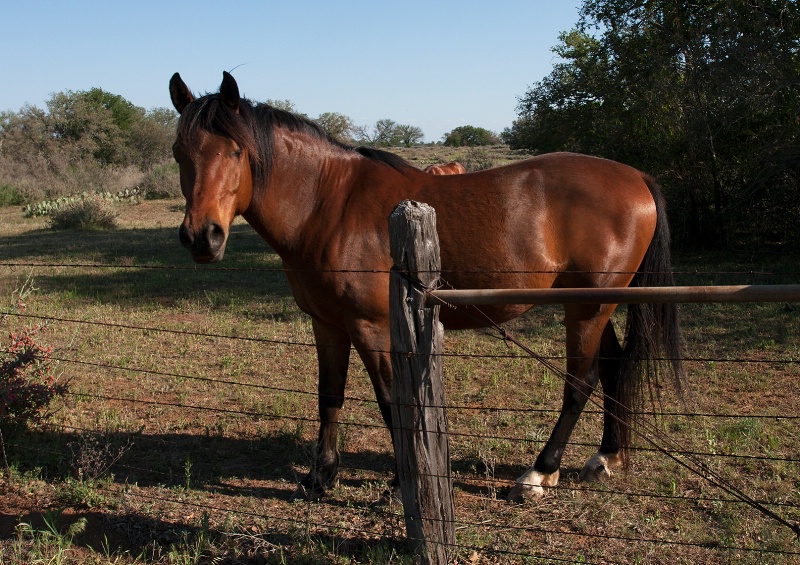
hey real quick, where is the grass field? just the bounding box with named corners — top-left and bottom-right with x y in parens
top-left (0, 152), bottom-right (798, 564)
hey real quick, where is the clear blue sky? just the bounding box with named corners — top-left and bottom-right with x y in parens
top-left (1, 1), bottom-right (582, 143)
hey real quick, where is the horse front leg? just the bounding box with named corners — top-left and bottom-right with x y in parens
top-left (507, 304), bottom-right (612, 501)
top-left (348, 320), bottom-right (399, 503)
top-left (290, 318), bottom-right (351, 501)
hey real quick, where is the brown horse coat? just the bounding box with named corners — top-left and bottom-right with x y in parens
top-left (170, 72), bottom-right (684, 502)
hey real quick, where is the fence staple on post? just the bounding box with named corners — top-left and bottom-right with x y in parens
top-left (388, 200), bottom-right (455, 565)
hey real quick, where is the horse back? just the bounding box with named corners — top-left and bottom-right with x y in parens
top-left (415, 153), bottom-right (658, 290)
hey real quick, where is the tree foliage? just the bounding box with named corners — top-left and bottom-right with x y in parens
top-left (267, 99), bottom-right (298, 113)
top-left (314, 112), bottom-right (356, 143)
top-left (354, 119), bottom-right (425, 147)
top-left (395, 124), bottom-right (425, 147)
top-left (508, 0), bottom-right (800, 248)
top-left (443, 125), bottom-right (500, 147)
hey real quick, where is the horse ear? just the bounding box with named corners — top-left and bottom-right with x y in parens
top-left (169, 73), bottom-right (194, 114)
top-left (220, 71), bottom-right (240, 113)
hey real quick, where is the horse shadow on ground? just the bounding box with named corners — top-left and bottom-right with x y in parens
top-left (0, 423), bottom-right (554, 560)
top-left (0, 504), bottom-right (408, 563)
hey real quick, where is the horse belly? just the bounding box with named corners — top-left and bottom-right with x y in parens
top-left (439, 302), bottom-right (533, 330)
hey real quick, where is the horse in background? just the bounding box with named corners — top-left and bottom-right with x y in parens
top-left (424, 161), bottom-right (467, 175)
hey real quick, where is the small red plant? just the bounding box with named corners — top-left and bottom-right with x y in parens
top-left (0, 280), bottom-right (66, 426)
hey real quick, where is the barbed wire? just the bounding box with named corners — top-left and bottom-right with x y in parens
top-left (17, 423), bottom-right (800, 511)
top-left (33, 351), bottom-right (800, 421)
top-left (4, 389), bottom-right (797, 560)
top-left (113, 485), bottom-right (800, 560)
top-left (3, 340), bottom-right (799, 466)
top-left (3, 309), bottom-right (798, 369)
top-left (2, 260), bottom-right (799, 279)
top-left (431, 282), bottom-right (800, 537)
top-left (60, 389), bottom-right (800, 466)
top-left (102, 485), bottom-right (628, 564)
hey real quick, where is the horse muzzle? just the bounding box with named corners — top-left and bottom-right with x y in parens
top-left (179, 222), bottom-right (227, 263)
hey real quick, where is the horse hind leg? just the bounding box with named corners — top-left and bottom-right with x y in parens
top-left (508, 304), bottom-right (613, 501)
top-left (579, 320), bottom-right (625, 482)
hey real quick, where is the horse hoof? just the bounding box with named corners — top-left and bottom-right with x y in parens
top-left (579, 452), bottom-right (619, 483)
top-left (289, 482), bottom-right (326, 502)
top-left (507, 483), bottom-right (545, 502)
top-left (370, 486), bottom-right (403, 509)
top-left (508, 468), bottom-right (558, 501)
top-left (578, 463), bottom-right (610, 483)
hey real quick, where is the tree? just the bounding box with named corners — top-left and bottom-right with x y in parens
top-left (512, 0), bottom-right (800, 248)
top-left (374, 119), bottom-right (400, 147)
top-left (395, 124), bottom-right (424, 147)
top-left (83, 88), bottom-right (139, 132)
top-left (354, 119), bottom-right (401, 147)
top-left (127, 107), bottom-right (178, 170)
top-left (0, 105), bottom-right (54, 164)
top-left (315, 112), bottom-right (355, 142)
top-left (443, 125), bottom-right (499, 147)
top-left (144, 107), bottom-right (179, 130)
top-left (267, 99), bottom-right (297, 112)
top-left (46, 90), bottom-right (124, 165)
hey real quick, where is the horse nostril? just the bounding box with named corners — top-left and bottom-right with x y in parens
top-left (206, 223), bottom-right (226, 252)
top-left (179, 224), bottom-right (194, 249)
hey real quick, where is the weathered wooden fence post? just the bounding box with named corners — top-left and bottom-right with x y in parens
top-left (388, 200), bottom-right (455, 565)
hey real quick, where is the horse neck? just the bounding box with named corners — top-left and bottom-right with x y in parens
top-left (243, 127), bottom-right (390, 261)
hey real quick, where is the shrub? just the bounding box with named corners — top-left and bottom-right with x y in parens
top-left (462, 147), bottom-right (496, 172)
top-left (0, 184), bottom-right (23, 207)
top-left (48, 195), bottom-right (119, 230)
top-left (0, 281), bottom-right (67, 428)
top-left (140, 162), bottom-right (180, 200)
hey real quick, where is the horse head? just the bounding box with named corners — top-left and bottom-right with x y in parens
top-left (169, 72), bottom-right (255, 263)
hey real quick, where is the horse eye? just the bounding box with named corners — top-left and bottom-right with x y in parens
top-left (231, 149), bottom-right (243, 158)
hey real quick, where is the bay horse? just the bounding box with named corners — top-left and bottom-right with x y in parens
top-left (169, 72), bottom-right (684, 502)
top-left (424, 161), bottom-right (467, 175)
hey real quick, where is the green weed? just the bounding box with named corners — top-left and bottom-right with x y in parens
top-left (0, 183), bottom-right (23, 207)
top-left (10, 508), bottom-right (87, 564)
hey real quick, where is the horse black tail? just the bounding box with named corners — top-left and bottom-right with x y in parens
top-left (616, 174), bottom-right (686, 464)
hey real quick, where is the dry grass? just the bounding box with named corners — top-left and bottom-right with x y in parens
top-left (0, 147), bottom-right (798, 563)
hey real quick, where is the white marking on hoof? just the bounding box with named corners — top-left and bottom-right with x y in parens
top-left (507, 468), bottom-right (559, 502)
top-left (579, 452), bottom-right (622, 483)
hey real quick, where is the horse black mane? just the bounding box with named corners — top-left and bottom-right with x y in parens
top-left (176, 92), bottom-right (415, 188)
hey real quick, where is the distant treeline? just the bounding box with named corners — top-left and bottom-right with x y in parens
top-left (0, 89), bottom-right (502, 206)
top-left (0, 88), bottom-right (180, 203)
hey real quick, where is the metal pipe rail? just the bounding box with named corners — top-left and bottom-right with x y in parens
top-left (428, 284), bottom-right (800, 306)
